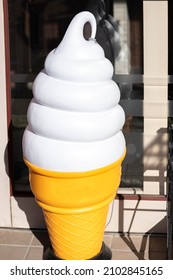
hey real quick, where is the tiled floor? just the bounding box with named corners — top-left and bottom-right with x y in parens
top-left (0, 228), bottom-right (169, 260)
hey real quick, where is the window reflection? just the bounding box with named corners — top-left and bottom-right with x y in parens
top-left (8, 0), bottom-right (144, 192)
top-left (114, 0), bottom-right (143, 74)
top-left (113, 0), bottom-right (143, 188)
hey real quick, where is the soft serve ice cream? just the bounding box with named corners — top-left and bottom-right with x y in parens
top-left (22, 11), bottom-right (126, 172)
top-left (22, 11), bottom-right (126, 260)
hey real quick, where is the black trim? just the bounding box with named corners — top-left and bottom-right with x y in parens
top-left (43, 242), bottom-right (112, 260)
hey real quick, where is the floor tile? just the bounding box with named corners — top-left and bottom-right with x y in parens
top-left (0, 229), bottom-right (170, 260)
top-left (147, 235), bottom-right (167, 252)
top-left (103, 234), bottom-right (112, 248)
top-left (0, 229), bottom-right (32, 245)
top-left (112, 250), bottom-right (140, 260)
top-left (25, 247), bottom-right (44, 260)
top-left (148, 251), bottom-right (167, 260)
top-left (111, 234), bottom-right (149, 252)
top-left (0, 245), bottom-right (28, 260)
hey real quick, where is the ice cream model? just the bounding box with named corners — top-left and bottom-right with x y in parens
top-left (22, 11), bottom-right (126, 260)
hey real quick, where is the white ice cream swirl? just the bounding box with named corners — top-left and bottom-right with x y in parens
top-left (22, 12), bottom-right (126, 172)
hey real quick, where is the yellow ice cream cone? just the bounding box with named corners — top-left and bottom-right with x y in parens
top-left (43, 205), bottom-right (109, 260)
top-left (24, 150), bottom-right (125, 260)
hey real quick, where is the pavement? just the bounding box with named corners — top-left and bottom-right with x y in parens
top-left (0, 228), bottom-right (169, 260)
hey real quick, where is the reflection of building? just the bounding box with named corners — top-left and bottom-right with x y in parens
top-left (0, 1), bottom-right (171, 238)
top-left (113, 0), bottom-right (143, 74)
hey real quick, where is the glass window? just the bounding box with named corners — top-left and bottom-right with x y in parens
top-left (113, 0), bottom-right (143, 188)
top-left (8, 0), bottom-right (87, 193)
top-left (8, 0), bottom-right (143, 192)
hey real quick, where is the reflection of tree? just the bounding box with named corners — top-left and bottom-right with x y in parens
top-left (10, 0), bottom-right (87, 73)
top-left (85, 0), bottom-right (121, 66)
top-left (10, 0), bottom-right (121, 73)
